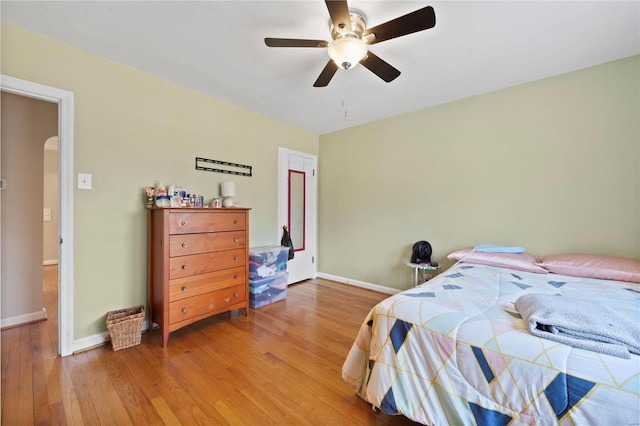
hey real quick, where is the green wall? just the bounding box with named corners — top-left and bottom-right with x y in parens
top-left (1, 22), bottom-right (319, 338)
top-left (319, 55), bottom-right (640, 290)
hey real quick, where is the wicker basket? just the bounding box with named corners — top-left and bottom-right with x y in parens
top-left (106, 305), bottom-right (144, 351)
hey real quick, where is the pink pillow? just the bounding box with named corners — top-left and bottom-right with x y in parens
top-left (448, 248), bottom-right (547, 274)
top-left (535, 254), bottom-right (640, 283)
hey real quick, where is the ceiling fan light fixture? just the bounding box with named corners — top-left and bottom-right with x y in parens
top-left (327, 37), bottom-right (367, 70)
top-left (264, 2), bottom-right (436, 86)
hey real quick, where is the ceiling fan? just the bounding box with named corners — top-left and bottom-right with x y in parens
top-left (264, 0), bottom-right (436, 87)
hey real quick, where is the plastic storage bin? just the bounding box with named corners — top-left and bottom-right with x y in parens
top-left (249, 246), bottom-right (289, 280)
top-left (249, 271), bottom-right (288, 309)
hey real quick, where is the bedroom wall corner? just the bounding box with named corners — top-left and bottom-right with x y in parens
top-left (318, 54), bottom-right (640, 290)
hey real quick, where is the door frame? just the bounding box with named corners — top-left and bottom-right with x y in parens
top-left (1, 75), bottom-right (75, 356)
top-left (278, 147), bottom-right (318, 282)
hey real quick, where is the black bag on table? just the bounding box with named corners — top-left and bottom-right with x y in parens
top-left (411, 240), bottom-right (432, 264)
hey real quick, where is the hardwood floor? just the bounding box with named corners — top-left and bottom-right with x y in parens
top-left (2, 266), bottom-right (417, 425)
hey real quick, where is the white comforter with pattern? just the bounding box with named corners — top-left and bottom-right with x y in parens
top-left (342, 264), bottom-right (640, 425)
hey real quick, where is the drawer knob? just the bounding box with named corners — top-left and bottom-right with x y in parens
top-left (181, 220), bottom-right (187, 226)
top-left (181, 264), bottom-right (188, 270)
top-left (182, 242), bottom-right (188, 248)
top-left (234, 292), bottom-right (239, 298)
top-left (234, 256), bottom-right (239, 261)
top-left (181, 286), bottom-right (187, 291)
top-left (181, 307), bottom-right (187, 313)
top-left (233, 219), bottom-right (238, 224)
top-left (234, 274), bottom-right (239, 279)
top-left (234, 238), bottom-right (239, 243)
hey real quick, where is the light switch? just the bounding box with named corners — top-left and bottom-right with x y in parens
top-left (78, 173), bottom-right (92, 190)
top-left (43, 208), bottom-right (52, 222)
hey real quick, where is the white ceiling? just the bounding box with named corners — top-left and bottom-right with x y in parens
top-left (2, 1), bottom-right (639, 134)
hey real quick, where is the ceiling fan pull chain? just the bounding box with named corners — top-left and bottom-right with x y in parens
top-left (341, 98), bottom-right (348, 118)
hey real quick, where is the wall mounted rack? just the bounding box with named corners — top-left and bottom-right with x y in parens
top-left (195, 157), bottom-right (252, 177)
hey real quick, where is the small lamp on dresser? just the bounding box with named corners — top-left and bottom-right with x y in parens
top-left (221, 181), bottom-right (236, 207)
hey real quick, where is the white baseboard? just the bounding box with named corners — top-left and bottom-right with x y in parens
top-left (317, 272), bottom-right (400, 295)
top-left (43, 259), bottom-right (59, 265)
top-left (1, 307), bottom-right (48, 328)
top-left (71, 320), bottom-right (151, 354)
top-left (73, 331), bottom-right (110, 352)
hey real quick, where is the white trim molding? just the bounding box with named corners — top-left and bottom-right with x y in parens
top-left (72, 331), bottom-right (110, 353)
top-left (1, 308), bottom-right (48, 329)
top-left (1, 74), bottom-right (75, 356)
top-left (317, 272), bottom-right (400, 295)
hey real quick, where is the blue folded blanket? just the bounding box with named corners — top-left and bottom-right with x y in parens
top-left (474, 244), bottom-right (524, 253)
top-left (515, 293), bottom-right (640, 359)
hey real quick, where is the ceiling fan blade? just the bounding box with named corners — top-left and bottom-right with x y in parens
top-left (360, 52), bottom-right (401, 83)
top-left (325, 0), bottom-right (351, 32)
top-left (313, 60), bottom-right (339, 87)
top-left (265, 38), bottom-right (329, 48)
top-left (364, 6), bottom-right (436, 45)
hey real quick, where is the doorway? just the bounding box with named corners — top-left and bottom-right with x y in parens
top-left (44, 136), bottom-right (59, 266)
top-left (278, 148), bottom-right (317, 284)
top-left (1, 75), bottom-right (74, 356)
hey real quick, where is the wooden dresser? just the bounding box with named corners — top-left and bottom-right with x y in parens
top-left (148, 207), bottom-right (250, 346)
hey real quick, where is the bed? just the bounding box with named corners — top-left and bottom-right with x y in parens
top-left (342, 255), bottom-right (640, 425)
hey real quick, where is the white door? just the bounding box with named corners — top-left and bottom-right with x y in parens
top-left (278, 148), bottom-right (317, 284)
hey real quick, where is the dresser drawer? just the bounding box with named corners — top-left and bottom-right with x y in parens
top-left (169, 211), bottom-right (246, 235)
top-left (169, 248), bottom-right (245, 279)
top-left (170, 231), bottom-right (246, 257)
top-left (169, 266), bottom-right (245, 301)
top-left (169, 284), bottom-right (245, 325)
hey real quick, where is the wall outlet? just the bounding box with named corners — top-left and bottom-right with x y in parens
top-left (77, 173), bottom-right (92, 190)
